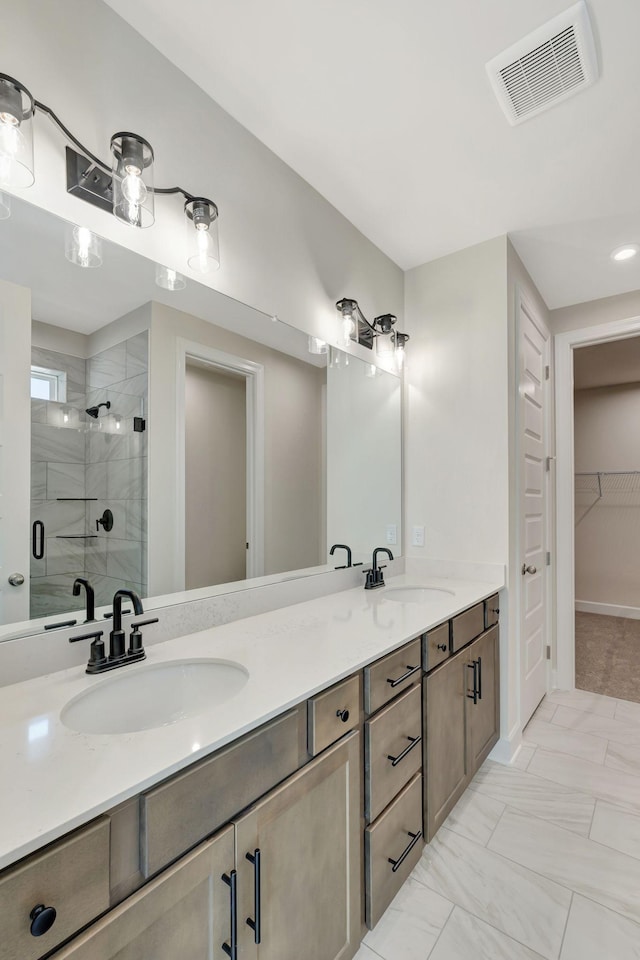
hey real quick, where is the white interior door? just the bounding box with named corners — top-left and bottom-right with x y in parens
top-left (0, 278), bottom-right (32, 625)
top-left (519, 293), bottom-right (550, 726)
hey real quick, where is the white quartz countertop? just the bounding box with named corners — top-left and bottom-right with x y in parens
top-left (0, 572), bottom-right (502, 870)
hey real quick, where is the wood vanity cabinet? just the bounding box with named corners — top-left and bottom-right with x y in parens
top-left (424, 607), bottom-right (500, 841)
top-left (53, 734), bottom-right (360, 960)
top-left (52, 826), bottom-right (235, 960)
top-left (234, 732), bottom-right (361, 960)
top-left (363, 639), bottom-right (424, 929)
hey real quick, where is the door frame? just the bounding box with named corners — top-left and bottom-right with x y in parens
top-left (515, 285), bottom-right (553, 724)
top-left (176, 338), bottom-right (265, 582)
top-left (554, 314), bottom-right (640, 689)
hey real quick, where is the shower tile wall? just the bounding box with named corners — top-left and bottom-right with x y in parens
top-left (30, 333), bottom-right (148, 618)
top-left (85, 332), bottom-right (148, 608)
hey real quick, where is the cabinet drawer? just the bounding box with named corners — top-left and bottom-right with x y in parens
top-left (484, 593), bottom-right (500, 629)
top-left (307, 674), bottom-right (360, 756)
top-left (141, 706), bottom-right (304, 878)
top-left (451, 602), bottom-right (485, 653)
top-left (423, 622), bottom-right (450, 672)
top-left (365, 773), bottom-right (423, 929)
top-left (364, 638), bottom-right (422, 715)
top-left (0, 817), bottom-right (110, 960)
top-left (365, 683), bottom-right (422, 823)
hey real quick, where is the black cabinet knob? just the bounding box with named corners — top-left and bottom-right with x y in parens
top-left (30, 905), bottom-right (57, 937)
top-left (437, 643), bottom-right (448, 652)
top-left (336, 709), bottom-right (350, 723)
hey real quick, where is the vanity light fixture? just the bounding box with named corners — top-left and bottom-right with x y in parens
top-left (336, 297), bottom-right (409, 368)
top-left (65, 224), bottom-right (102, 268)
top-left (0, 71), bottom-right (220, 267)
top-left (184, 197), bottom-right (220, 273)
top-left (155, 264), bottom-right (186, 291)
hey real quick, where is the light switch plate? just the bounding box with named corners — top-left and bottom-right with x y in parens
top-left (386, 524), bottom-right (397, 545)
top-left (411, 525), bottom-right (425, 547)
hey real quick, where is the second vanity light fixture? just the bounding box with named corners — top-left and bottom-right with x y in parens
top-left (0, 72), bottom-right (220, 272)
top-left (336, 298), bottom-right (409, 368)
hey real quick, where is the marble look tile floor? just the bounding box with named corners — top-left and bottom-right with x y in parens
top-left (355, 688), bottom-right (640, 960)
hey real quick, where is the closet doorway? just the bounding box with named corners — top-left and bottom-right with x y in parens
top-left (554, 317), bottom-right (640, 700)
top-left (572, 336), bottom-right (640, 701)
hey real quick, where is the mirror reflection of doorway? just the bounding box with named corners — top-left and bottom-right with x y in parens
top-left (573, 336), bottom-right (640, 703)
top-left (185, 360), bottom-right (247, 588)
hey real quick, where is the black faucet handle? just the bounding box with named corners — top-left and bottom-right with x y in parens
top-left (69, 629), bottom-right (104, 644)
top-left (131, 618), bottom-right (159, 629)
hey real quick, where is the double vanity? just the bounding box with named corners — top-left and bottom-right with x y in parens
top-left (0, 571), bottom-right (502, 960)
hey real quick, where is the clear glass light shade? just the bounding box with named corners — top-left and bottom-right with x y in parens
top-left (156, 264), bottom-right (186, 291)
top-left (185, 198), bottom-right (220, 273)
top-left (65, 225), bottom-right (102, 268)
top-left (375, 332), bottom-right (395, 359)
top-left (394, 333), bottom-right (409, 371)
top-left (111, 133), bottom-right (155, 228)
top-left (336, 299), bottom-right (358, 348)
top-left (0, 190), bottom-right (10, 220)
top-left (308, 336), bottom-right (328, 355)
top-left (0, 75), bottom-right (35, 189)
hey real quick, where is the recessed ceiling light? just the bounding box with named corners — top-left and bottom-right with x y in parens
top-left (611, 244), bottom-right (640, 262)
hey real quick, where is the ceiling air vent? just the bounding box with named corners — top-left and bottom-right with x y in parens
top-left (486, 1), bottom-right (598, 125)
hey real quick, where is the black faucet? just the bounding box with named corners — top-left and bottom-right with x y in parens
top-left (72, 577), bottom-right (95, 622)
top-left (109, 589), bottom-right (144, 661)
top-left (330, 543), bottom-right (352, 568)
top-left (77, 588), bottom-right (156, 674)
top-left (363, 547), bottom-right (394, 590)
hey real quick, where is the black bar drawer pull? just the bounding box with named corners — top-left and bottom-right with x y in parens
top-left (32, 520), bottom-right (44, 560)
top-left (387, 734), bottom-right (422, 767)
top-left (222, 870), bottom-right (238, 960)
top-left (246, 849), bottom-right (262, 944)
top-left (467, 661), bottom-right (478, 704)
top-left (477, 655), bottom-right (483, 701)
top-left (388, 830), bottom-right (422, 873)
top-left (387, 664), bottom-right (421, 688)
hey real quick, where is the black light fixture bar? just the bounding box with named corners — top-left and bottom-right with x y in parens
top-left (0, 73), bottom-right (218, 225)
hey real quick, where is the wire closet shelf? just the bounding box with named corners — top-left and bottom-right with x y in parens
top-left (575, 471), bottom-right (640, 525)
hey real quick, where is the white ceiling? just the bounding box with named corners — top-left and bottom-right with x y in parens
top-left (102, 0), bottom-right (640, 310)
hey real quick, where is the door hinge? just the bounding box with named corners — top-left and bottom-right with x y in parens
top-left (546, 551), bottom-right (551, 566)
top-left (545, 456), bottom-right (556, 472)
top-left (246, 542), bottom-right (249, 550)
top-left (546, 645), bottom-right (551, 660)
top-left (545, 365), bottom-right (550, 381)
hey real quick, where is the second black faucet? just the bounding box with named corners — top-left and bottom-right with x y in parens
top-left (363, 547), bottom-right (394, 589)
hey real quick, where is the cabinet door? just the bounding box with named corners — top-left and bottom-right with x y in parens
top-left (424, 650), bottom-right (468, 841)
top-left (53, 826), bottom-right (234, 960)
top-left (235, 732), bottom-right (361, 960)
top-left (466, 626), bottom-right (500, 776)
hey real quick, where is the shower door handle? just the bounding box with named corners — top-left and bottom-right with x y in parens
top-left (32, 521), bottom-right (45, 560)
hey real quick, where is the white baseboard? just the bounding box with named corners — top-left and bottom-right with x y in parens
top-left (575, 600), bottom-right (640, 620)
top-left (489, 727), bottom-right (522, 766)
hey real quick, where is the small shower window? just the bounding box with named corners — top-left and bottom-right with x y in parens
top-left (30, 365), bottom-right (67, 402)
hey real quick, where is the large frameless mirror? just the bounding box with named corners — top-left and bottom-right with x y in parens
top-left (0, 195), bottom-right (402, 640)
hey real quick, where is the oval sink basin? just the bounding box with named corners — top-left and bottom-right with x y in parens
top-left (61, 659), bottom-right (249, 735)
top-left (383, 586), bottom-right (455, 604)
